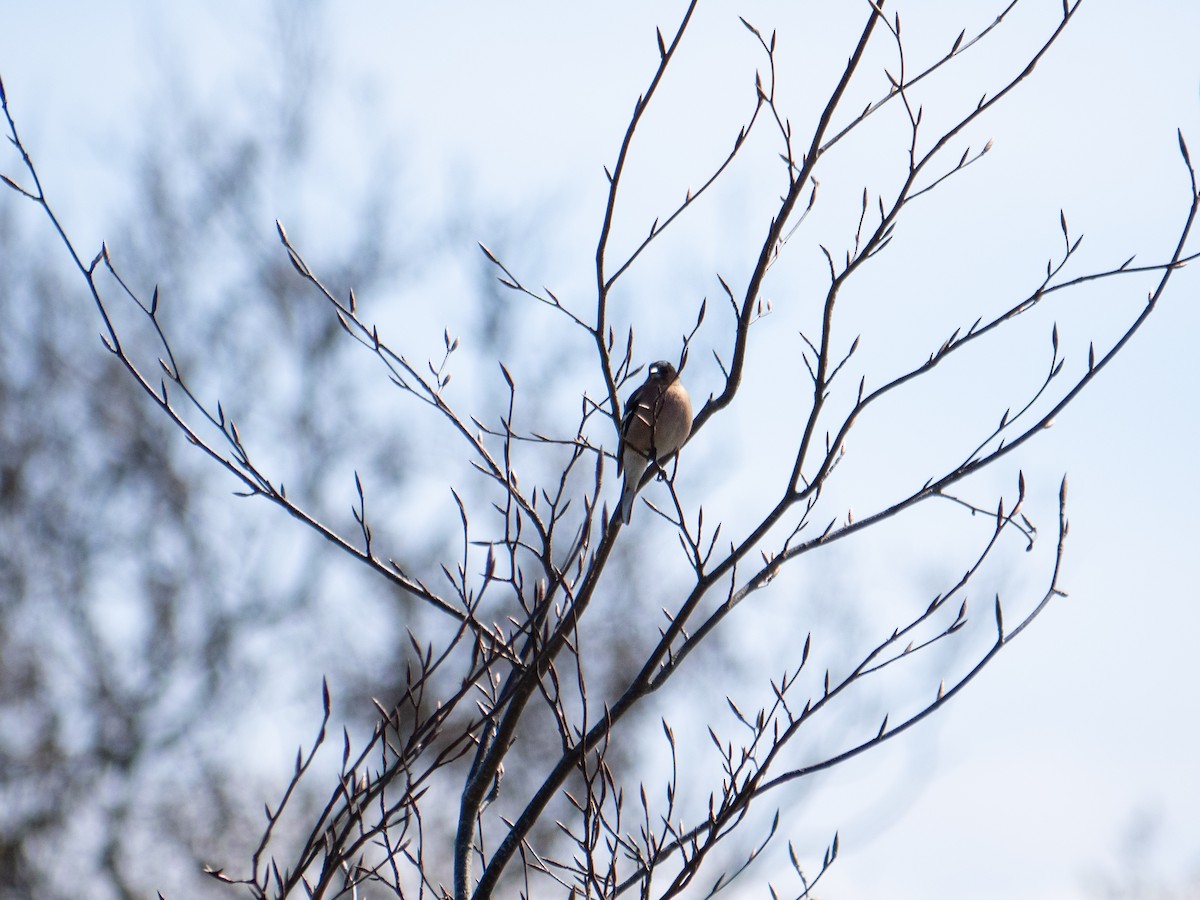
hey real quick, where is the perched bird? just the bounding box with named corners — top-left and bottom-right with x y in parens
top-left (618, 360), bottom-right (692, 524)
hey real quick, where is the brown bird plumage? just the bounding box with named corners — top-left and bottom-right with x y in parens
top-left (618, 360), bottom-right (692, 524)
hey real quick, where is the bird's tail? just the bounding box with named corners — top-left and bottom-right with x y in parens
top-left (618, 478), bottom-right (636, 524)
top-left (618, 471), bottom-right (641, 524)
top-left (618, 454), bottom-right (650, 525)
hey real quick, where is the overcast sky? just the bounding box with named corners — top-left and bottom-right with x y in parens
top-left (3, 2), bottom-right (1199, 898)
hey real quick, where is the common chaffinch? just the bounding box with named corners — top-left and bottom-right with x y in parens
top-left (617, 360), bottom-right (693, 524)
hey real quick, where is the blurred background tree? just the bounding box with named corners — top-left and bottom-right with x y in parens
top-left (0, 7), bottom-right (459, 897)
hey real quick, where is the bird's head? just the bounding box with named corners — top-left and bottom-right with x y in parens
top-left (648, 360), bottom-right (677, 381)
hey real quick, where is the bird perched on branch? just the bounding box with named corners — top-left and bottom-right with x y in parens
top-left (618, 360), bottom-right (692, 524)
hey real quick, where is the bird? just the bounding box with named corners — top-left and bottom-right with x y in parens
top-left (617, 360), bottom-right (692, 524)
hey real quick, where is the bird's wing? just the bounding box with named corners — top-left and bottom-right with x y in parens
top-left (618, 382), bottom-right (653, 473)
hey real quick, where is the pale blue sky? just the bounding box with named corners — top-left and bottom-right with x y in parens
top-left (3, 2), bottom-right (1198, 898)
